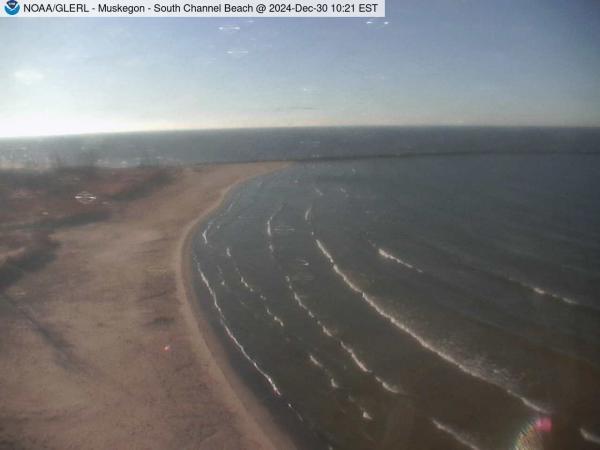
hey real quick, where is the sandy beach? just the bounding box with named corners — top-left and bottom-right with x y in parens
top-left (0, 162), bottom-right (295, 450)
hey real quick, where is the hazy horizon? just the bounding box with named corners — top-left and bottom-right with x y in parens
top-left (2, 1), bottom-right (600, 138)
top-left (3, 124), bottom-right (600, 142)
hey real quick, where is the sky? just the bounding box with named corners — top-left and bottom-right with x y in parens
top-left (1, 0), bottom-right (600, 137)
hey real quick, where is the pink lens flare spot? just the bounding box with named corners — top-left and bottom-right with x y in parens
top-left (534, 417), bottom-right (552, 433)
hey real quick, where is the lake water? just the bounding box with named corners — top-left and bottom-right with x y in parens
top-left (193, 153), bottom-right (600, 450)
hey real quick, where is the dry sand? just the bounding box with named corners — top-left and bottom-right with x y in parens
top-left (0, 163), bottom-right (295, 450)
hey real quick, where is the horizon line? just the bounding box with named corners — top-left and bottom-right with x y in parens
top-left (1, 123), bottom-right (600, 140)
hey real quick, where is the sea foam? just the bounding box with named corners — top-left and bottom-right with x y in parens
top-left (315, 238), bottom-right (549, 414)
top-left (198, 265), bottom-right (282, 397)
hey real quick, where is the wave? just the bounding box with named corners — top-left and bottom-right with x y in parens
top-left (239, 276), bottom-right (254, 293)
top-left (377, 247), bottom-right (424, 274)
top-left (197, 265), bottom-right (225, 317)
top-left (225, 247), bottom-right (257, 294)
top-left (308, 353), bottom-right (340, 390)
top-left (581, 427), bottom-right (600, 445)
top-left (431, 419), bottom-right (482, 450)
top-left (374, 375), bottom-right (402, 394)
top-left (201, 220), bottom-right (213, 245)
top-left (284, 273), bottom-right (402, 395)
top-left (240, 273), bottom-right (282, 328)
top-left (346, 395), bottom-right (374, 421)
top-left (221, 321), bottom-right (282, 396)
top-left (340, 342), bottom-right (371, 373)
top-left (223, 249), bottom-right (285, 329)
top-left (304, 205), bottom-right (312, 222)
top-left (224, 199), bottom-right (235, 215)
top-left (266, 215), bottom-right (273, 237)
top-left (266, 207), bottom-right (284, 255)
top-left (419, 235), bottom-right (590, 311)
top-left (265, 306), bottom-right (285, 327)
top-left (360, 407), bottom-right (373, 421)
top-left (309, 353), bottom-right (324, 368)
top-left (315, 238), bottom-right (550, 414)
top-left (508, 275), bottom-right (580, 307)
top-left (292, 290), bottom-right (316, 319)
top-left (197, 264), bottom-right (282, 397)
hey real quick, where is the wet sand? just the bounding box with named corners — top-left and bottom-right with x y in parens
top-left (0, 163), bottom-right (294, 450)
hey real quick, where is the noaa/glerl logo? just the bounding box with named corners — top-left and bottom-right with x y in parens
top-left (4, 0), bottom-right (20, 15)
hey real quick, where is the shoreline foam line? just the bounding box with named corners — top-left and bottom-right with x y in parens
top-left (176, 163), bottom-right (295, 450)
top-left (224, 247), bottom-right (290, 330)
top-left (198, 265), bottom-right (282, 397)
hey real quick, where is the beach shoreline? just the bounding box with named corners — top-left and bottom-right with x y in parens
top-left (0, 162), bottom-right (294, 450)
top-left (176, 166), bottom-right (300, 450)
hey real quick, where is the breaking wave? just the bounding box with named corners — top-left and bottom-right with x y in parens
top-left (431, 419), bottom-right (482, 450)
top-left (315, 238), bottom-right (549, 414)
top-left (377, 247), bottom-right (424, 273)
top-left (581, 427), bottom-right (600, 445)
top-left (508, 276), bottom-right (580, 307)
top-left (196, 264), bottom-right (282, 397)
top-left (201, 220), bottom-right (213, 244)
top-left (284, 274), bottom-right (402, 395)
top-left (308, 353), bottom-right (340, 390)
top-left (304, 205), bottom-right (312, 222)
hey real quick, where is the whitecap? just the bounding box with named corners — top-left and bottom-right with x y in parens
top-left (309, 354), bottom-right (324, 368)
top-left (340, 342), bottom-right (371, 373)
top-left (221, 322), bottom-right (281, 396)
top-left (431, 419), bottom-right (481, 450)
top-left (513, 277), bottom-right (579, 306)
top-left (315, 238), bottom-right (548, 413)
top-left (361, 408), bottom-right (373, 421)
top-left (266, 212), bottom-right (276, 238)
top-left (375, 375), bottom-right (402, 394)
top-left (304, 205), bottom-right (312, 222)
top-left (286, 268), bottom-right (403, 396)
top-left (378, 247), bottom-right (424, 273)
top-left (201, 220), bottom-right (213, 244)
top-left (581, 427), bottom-right (600, 445)
top-left (198, 266), bottom-right (282, 397)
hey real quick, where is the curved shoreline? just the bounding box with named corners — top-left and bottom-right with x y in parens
top-left (0, 162), bottom-right (293, 450)
top-left (175, 165), bottom-right (297, 450)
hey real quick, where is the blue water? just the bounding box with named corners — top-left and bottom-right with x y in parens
top-left (192, 153), bottom-right (600, 450)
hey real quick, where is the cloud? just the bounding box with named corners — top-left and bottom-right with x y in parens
top-left (13, 69), bottom-right (45, 85)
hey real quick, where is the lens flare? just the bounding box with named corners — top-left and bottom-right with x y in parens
top-left (513, 417), bottom-right (552, 450)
